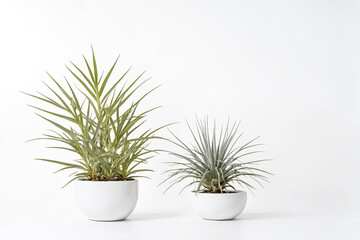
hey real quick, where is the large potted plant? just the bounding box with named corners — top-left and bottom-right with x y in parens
top-left (24, 48), bottom-right (164, 221)
top-left (162, 118), bottom-right (271, 220)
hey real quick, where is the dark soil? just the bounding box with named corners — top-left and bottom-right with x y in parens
top-left (198, 190), bottom-right (239, 194)
top-left (79, 177), bottom-right (135, 181)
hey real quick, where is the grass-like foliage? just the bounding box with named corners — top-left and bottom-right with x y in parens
top-left (23, 48), bottom-right (165, 186)
top-left (163, 118), bottom-right (271, 194)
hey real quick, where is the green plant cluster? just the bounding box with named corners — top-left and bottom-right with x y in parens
top-left (24, 49), bottom-right (165, 186)
top-left (25, 48), bottom-right (271, 193)
top-left (162, 118), bottom-right (271, 193)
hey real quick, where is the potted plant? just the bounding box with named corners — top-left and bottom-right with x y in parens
top-left (162, 118), bottom-right (271, 220)
top-left (23, 48), bottom-right (165, 221)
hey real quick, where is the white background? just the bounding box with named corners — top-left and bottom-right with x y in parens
top-left (0, 0), bottom-right (359, 239)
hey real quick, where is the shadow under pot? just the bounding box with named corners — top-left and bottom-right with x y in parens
top-left (191, 191), bottom-right (247, 220)
top-left (75, 179), bottom-right (138, 221)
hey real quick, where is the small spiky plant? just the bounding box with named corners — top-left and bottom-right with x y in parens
top-left (23, 48), bottom-right (166, 186)
top-left (163, 118), bottom-right (271, 193)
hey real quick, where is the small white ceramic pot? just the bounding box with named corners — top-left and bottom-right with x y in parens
top-left (191, 191), bottom-right (247, 220)
top-left (75, 180), bottom-right (138, 221)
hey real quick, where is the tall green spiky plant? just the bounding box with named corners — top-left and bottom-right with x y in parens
top-left (162, 118), bottom-right (271, 193)
top-left (23, 48), bottom-right (165, 186)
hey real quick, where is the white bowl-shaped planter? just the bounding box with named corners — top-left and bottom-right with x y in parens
top-left (75, 179), bottom-right (138, 221)
top-left (192, 191), bottom-right (247, 220)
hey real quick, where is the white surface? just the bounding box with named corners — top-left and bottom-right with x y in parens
top-left (192, 191), bottom-right (247, 220)
top-left (75, 180), bottom-right (138, 221)
top-left (0, 211), bottom-right (359, 240)
top-left (0, 0), bottom-right (359, 238)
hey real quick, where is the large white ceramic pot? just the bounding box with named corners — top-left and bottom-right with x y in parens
top-left (75, 180), bottom-right (138, 221)
top-left (192, 191), bottom-right (247, 220)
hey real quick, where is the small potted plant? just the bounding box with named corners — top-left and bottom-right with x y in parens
top-left (162, 118), bottom-right (271, 220)
top-left (24, 48), bottom-right (165, 221)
